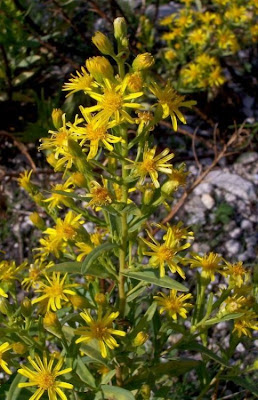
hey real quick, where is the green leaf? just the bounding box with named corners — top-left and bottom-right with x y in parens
top-left (49, 261), bottom-right (115, 279)
top-left (6, 373), bottom-right (27, 400)
top-left (100, 369), bottom-right (116, 384)
top-left (122, 269), bottom-right (188, 291)
top-left (204, 312), bottom-right (245, 326)
top-left (76, 357), bottom-right (96, 388)
top-left (97, 385), bottom-right (135, 400)
top-left (81, 242), bottom-right (118, 274)
top-left (179, 341), bottom-right (228, 367)
top-left (220, 375), bottom-right (258, 396)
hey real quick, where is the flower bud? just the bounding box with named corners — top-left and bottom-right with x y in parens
top-left (132, 53), bottom-right (154, 71)
top-left (161, 180), bottom-right (177, 197)
top-left (29, 212), bottom-right (45, 230)
top-left (143, 185), bottom-right (155, 205)
top-left (13, 342), bottom-right (27, 355)
top-left (92, 31), bottom-right (114, 56)
top-left (43, 311), bottom-right (61, 331)
top-left (52, 108), bottom-right (63, 129)
top-left (21, 297), bottom-right (32, 318)
top-left (33, 193), bottom-right (45, 207)
top-left (0, 297), bottom-right (9, 315)
top-left (127, 72), bottom-right (143, 92)
top-left (95, 293), bottom-right (106, 305)
top-left (141, 384), bottom-right (151, 399)
top-left (132, 331), bottom-right (149, 347)
top-left (86, 56), bottom-right (114, 82)
top-left (71, 172), bottom-right (87, 188)
top-left (69, 295), bottom-right (89, 310)
top-left (114, 17), bottom-right (127, 40)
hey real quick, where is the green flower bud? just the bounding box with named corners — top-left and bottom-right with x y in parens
top-left (21, 297), bottom-right (32, 318)
top-left (132, 53), bottom-right (154, 71)
top-left (92, 31), bottom-right (114, 56)
top-left (52, 109), bottom-right (63, 129)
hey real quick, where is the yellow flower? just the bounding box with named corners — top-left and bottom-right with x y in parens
top-left (132, 331), bottom-right (149, 347)
top-left (216, 29), bottom-right (239, 52)
top-left (75, 310), bottom-right (126, 358)
top-left (189, 252), bottom-right (223, 281)
top-left (195, 54), bottom-right (217, 67)
top-left (44, 211), bottom-right (83, 242)
top-left (176, 10), bottom-right (193, 27)
top-left (18, 170), bottom-right (35, 193)
top-left (44, 177), bottom-right (74, 209)
top-left (127, 72), bottom-right (144, 92)
top-left (149, 82), bottom-right (196, 131)
top-left (0, 287), bottom-right (7, 298)
top-left (0, 260), bottom-right (27, 282)
top-left (199, 11), bottom-right (216, 25)
top-left (154, 290), bottom-right (193, 320)
top-left (219, 295), bottom-right (247, 316)
top-left (71, 106), bottom-right (122, 160)
top-left (141, 226), bottom-right (190, 278)
top-left (51, 108), bottom-right (63, 129)
top-left (160, 14), bottom-right (175, 26)
top-left (132, 53), bottom-right (155, 71)
top-left (0, 342), bottom-right (12, 374)
top-left (167, 164), bottom-right (189, 191)
top-left (32, 273), bottom-right (77, 312)
top-left (86, 56), bottom-right (114, 82)
top-left (233, 312), bottom-right (258, 337)
top-left (39, 114), bottom-right (70, 156)
top-left (92, 31), bottom-right (114, 56)
top-left (188, 28), bottom-right (208, 46)
top-left (250, 24), bottom-right (258, 42)
top-left (135, 111), bottom-right (154, 134)
top-left (85, 180), bottom-right (112, 211)
top-left (208, 66), bottom-right (225, 87)
top-left (18, 353), bottom-right (73, 400)
top-left (13, 342), bottom-right (27, 355)
top-left (83, 79), bottom-right (143, 128)
top-left (62, 66), bottom-right (94, 97)
top-left (225, 5), bottom-right (249, 23)
top-left (126, 145), bottom-right (174, 188)
top-left (36, 236), bottom-right (66, 259)
top-left (223, 261), bottom-right (248, 288)
top-left (164, 49), bottom-right (177, 61)
top-left (22, 260), bottom-right (49, 290)
top-left (157, 222), bottom-right (194, 243)
top-left (76, 242), bottom-right (93, 262)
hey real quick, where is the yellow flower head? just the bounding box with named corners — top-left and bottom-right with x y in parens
top-left (0, 260), bottom-right (27, 282)
top-left (181, 63), bottom-right (201, 86)
top-left (36, 236), bottom-right (66, 260)
top-left (142, 226), bottom-right (190, 278)
top-left (86, 56), bottom-right (114, 82)
top-left (18, 170), bottom-right (35, 193)
top-left (18, 353), bottom-right (73, 400)
top-left (44, 177), bottom-right (74, 209)
top-left (189, 252), bottom-right (223, 281)
top-left (75, 310), bottom-right (126, 358)
top-left (176, 10), bottom-right (193, 28)
top-left (219, 294), bottom-right (247, 316)
top-left (217, 28), bottom-right (239, 52)
top-left (22, 260), bottom-right (49, 290)
top-left (149, 82), bottom-right (196, 131)
top-left (32, 272), bottom-right (77, 312)
top-left (233, 312), bottom-right (258, 338)
top-left (164, 49), bottom-right (177, 61)
top-left (83, 79), bottom-right (143, 128)
top-left (223, 261), bottom-right (248, 288)
top-left (126, 145), bottom-right (174, 188)
top-left (154, 290), bottom-right (193, 320)
top-left (44, 211), bottom-right (83, 242)
top-left (0, 342), bottom-right (12, 374)
top-left (160, 14), bottom-right (175, 26)
top-left (208, 65), bottom-right (226, 87)
top-left (165, 164), bottom-right (189, 192)
top-left (13, 342), bottom-right (27, 355)
top-left (71, 106), bottom-right (122, 160)
top-left (135, 111), bottom-right (154, 134)
top-left (127, 72), bottom-right (144, 92)
top-left (132, 53), bottom-right (155, 71)
top-left (62, 66), bottom-right (94, 97)
top-left (92, 31), bottom-right (114, 56)
top-left (188, 28), bottom-right (208, 46)
top-left (76, 242), bottom-right (93, 262)
top-left (225, 5), bottom-right (249, 23)
top-left (85, 180), bottom-right (112, 211)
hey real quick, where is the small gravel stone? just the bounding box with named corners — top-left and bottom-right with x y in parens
top-left (193, 182), bottom-right (213, 195)
top-left (201, 193), bottom-right (215, 209)
top-left (225, 240), bottom-right (241, 254)
top-left (229, 228), bottom-right (241, 239)
top-left (223, 221), bottom-right (236, 232)
top-left (236, 343), bottom-right (245, 352)
top-left (241, 219), bottom-right (252, 230)
top-left (225, 193), bottom-right (236, 203)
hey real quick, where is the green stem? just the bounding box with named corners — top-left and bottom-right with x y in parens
top-left (118, 128), bottom-right (128, 317)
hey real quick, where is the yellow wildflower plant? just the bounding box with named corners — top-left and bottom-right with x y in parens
top-left (75, 310), bottom-right (126, 358)
top-left (32, 272), bottom-right (77, 312)
top-left (2, 18), bottom-right (257, 399)
top-left (154, 290), bottom-right (193, 320)
top-left (18, 353), bottom-right (73, 400)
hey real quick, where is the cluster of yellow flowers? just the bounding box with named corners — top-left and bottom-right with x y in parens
top-left (1, 18), bottom-right (257, 400)
top-left (158, 0), bottom-right (257, 91)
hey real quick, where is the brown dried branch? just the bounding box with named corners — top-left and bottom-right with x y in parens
top-left (155, 125), bottom-right (241, 230)
top-left (88, 0), bottom-right (113, 24)
top-left (0, 131), bottom-right (37, 171)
